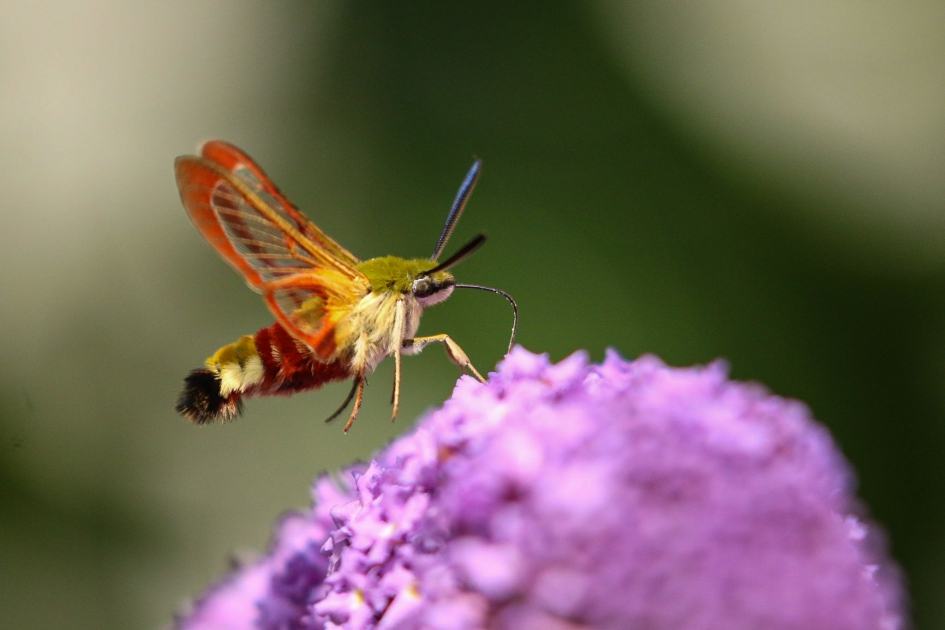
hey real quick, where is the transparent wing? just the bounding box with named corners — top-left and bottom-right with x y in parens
top-left (199, 140), bottom-right (361, 268)
top-left (176, 144), bottom-right (369, 351)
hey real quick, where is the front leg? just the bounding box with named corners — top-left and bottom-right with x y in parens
top-left (391, 298), bottom-right (406, 423)
top-left (402, 334), bottom-right (486, 383)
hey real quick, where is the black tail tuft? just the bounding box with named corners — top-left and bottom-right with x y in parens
top-left (176, 369), bottom-right (243, 424)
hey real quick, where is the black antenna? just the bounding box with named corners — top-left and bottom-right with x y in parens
top-left (455, 283), bottom-right (518, 354)
top-left (426, 234), bottom-right (486, 275)
top-left (432, 159), bottom-right (481, 261)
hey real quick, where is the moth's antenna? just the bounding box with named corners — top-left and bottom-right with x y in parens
top-left (455, 283), bottom-right (518, 354)
top-left (432, 159), bottom-right (481, 261)
top-left (426, 234), bottom-right (486, 275)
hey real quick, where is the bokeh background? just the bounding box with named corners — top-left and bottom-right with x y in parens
top-left (1, 1), bottom-right (943, 628)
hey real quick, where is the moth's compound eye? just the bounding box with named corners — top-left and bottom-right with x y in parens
top-left (413, 276), bottom-right (435, 298)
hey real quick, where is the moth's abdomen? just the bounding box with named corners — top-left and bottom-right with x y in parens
top-left (176, 322), bottom-right (351, 424)
top-left (176, 368), bottom-right (244, 424)
top-left (253, 322), bottom-right (350, 394)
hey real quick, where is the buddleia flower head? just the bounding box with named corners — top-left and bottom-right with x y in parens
top-left (177, 348), bottom-right (905, 630)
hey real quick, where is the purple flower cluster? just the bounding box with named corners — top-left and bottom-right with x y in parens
top-left (177, 348), bottom-right (905, 630)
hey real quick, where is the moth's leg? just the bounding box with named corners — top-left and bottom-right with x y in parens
top-left (402, 334), bottom-right (486, 383)
top-left (392, 344), bottom-right (403, 422)
top-left (343, 377), bottom-right (366, 433)
top-left (324, 378), bottom-right (360, 424)
top-left (391, 298), bottom-right (406, 423)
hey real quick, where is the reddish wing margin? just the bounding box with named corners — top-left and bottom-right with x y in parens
top-left (176, 141), bottom-right (369, 354)
top-left (198, 141), bottom-right (361, 268)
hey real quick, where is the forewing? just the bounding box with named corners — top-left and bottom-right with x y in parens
top-left (176, 151), bottom-right (369, 351)
top-left (199, 140), bottom-right (361, 268)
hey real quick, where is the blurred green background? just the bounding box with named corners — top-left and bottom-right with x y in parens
top-left (1, 1), bottom-right (943, 628)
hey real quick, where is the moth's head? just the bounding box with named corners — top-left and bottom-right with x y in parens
top-left (410, 232), bottom-right (487, 306)
top-left (411, 269), bottom-right (456, 306)
top-left (356, 257), bottom-right (458, 306)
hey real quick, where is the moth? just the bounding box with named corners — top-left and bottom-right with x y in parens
top-left (175, 141), bottom-right (516, 432)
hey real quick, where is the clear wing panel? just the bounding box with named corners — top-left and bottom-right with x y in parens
top-left (177, 147), bottom-right (369, 352)
top-left (199, 141), bottom-right (359, 267)
top-left (210, 180), bottom-right (321, 282)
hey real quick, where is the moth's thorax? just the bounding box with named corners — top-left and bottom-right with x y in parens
top-left (325, 255), bottom-right (457, 374)
top-left (332, 291), bottom-right (421, 374)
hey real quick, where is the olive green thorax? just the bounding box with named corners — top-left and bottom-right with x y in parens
top-left (356, 256), bottom-right (454, 295)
